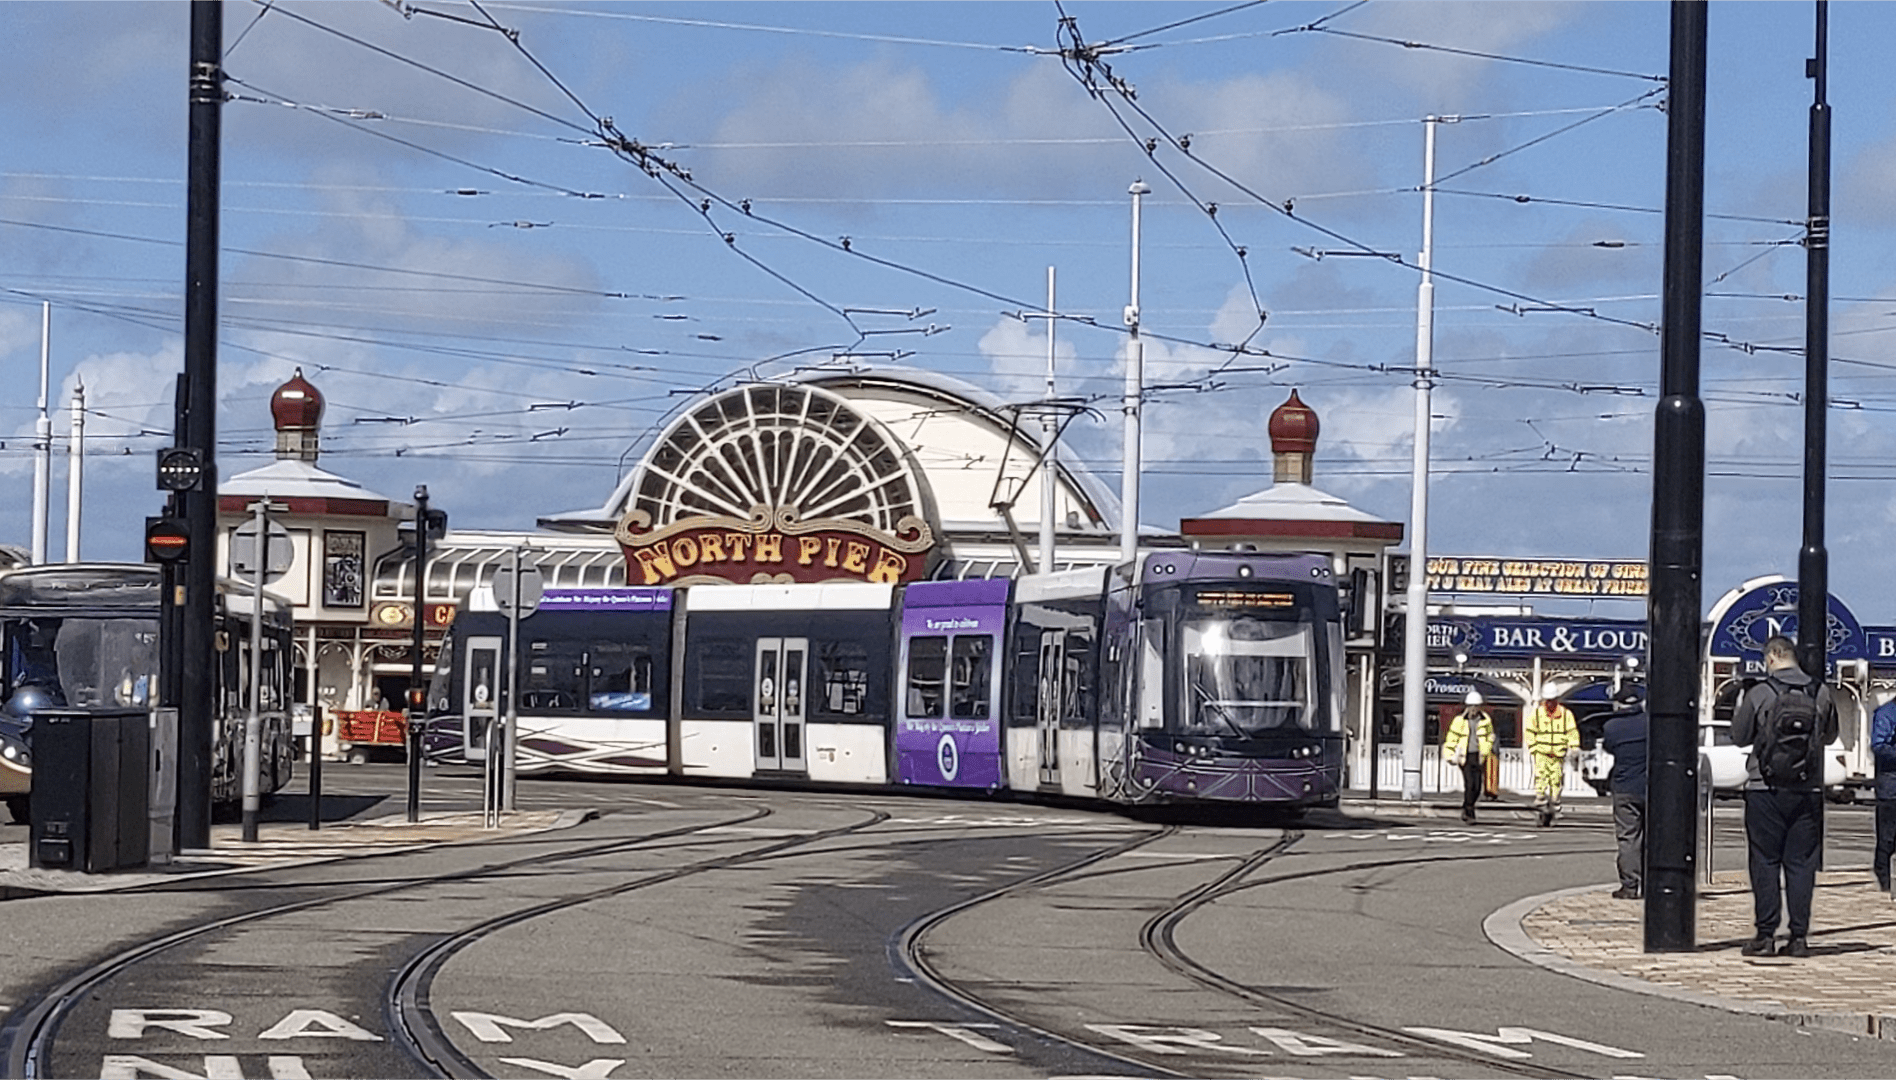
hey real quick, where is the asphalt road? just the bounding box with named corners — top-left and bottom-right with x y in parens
top-left (2, 764), bottom-right (1893, 1079)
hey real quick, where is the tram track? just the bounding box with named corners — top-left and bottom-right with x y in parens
top-left (1138, 842), bottom-right (1602, 1080)
top-left (388, 807), bottom-right (893, 1077)
top-left (899, 824), bottom-right (1611, 1080)
top-left (0, 801), bottom-right (883, 1079)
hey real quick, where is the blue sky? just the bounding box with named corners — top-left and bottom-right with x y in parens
top-left (6, 2), bottom-right (1896, 619)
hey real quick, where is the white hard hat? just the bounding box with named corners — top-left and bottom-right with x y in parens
top-left (1465, 691), bottom-right (1484, 706)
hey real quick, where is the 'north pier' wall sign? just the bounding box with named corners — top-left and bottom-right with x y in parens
top-left (616, 504), bottom-right (936, 586)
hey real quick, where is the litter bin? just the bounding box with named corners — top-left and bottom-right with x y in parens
top-left (29, 708), bottom-right (153, 872)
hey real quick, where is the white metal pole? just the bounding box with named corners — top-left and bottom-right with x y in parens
top-left (1039, 266), bottom-right (1058, 576)
top-left (503, 544), bottom-right (522, 813)
top-left (242, 496), bottom-right (268, 841)
top-left (1121, 180), bottom-right (1151, 566)
top-left (32, 302), bottom-right (51, 565)
top-left (1399, 117), bottom-right (1441, 802)
top-left (66, 382), bottom-right (84, 562)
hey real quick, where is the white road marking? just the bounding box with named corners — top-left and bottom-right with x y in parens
top-left (1402, 1026), bottom-right (1643, 1061)
top-left (496, 1058), bottom-right (626, 1078)
top-left (1251, 1027), bottom-right (1404, 1057)
top-left (109, 1010), bottom-right (233, 1041)
top-left (451, 1011), bottom-right (627, 1045)
top-left (886, 1020), bottom-right (1012, 1053)
top-left (256, 1010), bottom-right (381, 1042)
top-left (1084, 1024), bottom-right (1271, 1056)
top-left (98, 1056), bottom-right (309, 1079)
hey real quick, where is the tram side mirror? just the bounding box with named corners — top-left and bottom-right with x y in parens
top-left (1342, 567), bottom-right (1376, 639)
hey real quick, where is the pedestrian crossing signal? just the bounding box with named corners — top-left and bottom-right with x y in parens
top-left (145, 517), bottom-right (190, 563)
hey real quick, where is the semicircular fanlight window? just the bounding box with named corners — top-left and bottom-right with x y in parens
top-left (631, 383), bottom-right (926, 532)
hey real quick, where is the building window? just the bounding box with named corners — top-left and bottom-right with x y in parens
top-left (322, 531), bottom-right (366, 608)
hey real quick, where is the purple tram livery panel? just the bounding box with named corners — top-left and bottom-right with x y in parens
top-left (895, 578), bottom-right (1010, 790)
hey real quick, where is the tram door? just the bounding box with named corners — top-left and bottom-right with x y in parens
top-left (754, 637), bottom-right (808, 773)
top-left (1036, 630), bottom-right (1063, 785)
top-left (463, 636), bottom-right (501, 763)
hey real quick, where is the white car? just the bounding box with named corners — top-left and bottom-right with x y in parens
top-left (1585, 720), bottom-right (1846, 796)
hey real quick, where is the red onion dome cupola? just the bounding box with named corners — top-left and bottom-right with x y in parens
top-left (271, 367), bottom-right (325, 462)
top-left (1267, 389), bottom-right (1319, 483)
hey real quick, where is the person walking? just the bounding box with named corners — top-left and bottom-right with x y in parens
top-left (1600, 683), bottom-right (1648, 899)
top-left (1525, 688), bottom-right (1579, 827)
top-left (1869, 695), bottom-right (1896, 896)
top-left (1732, 634), bottom-right (1839, 958)
top-left (1444, 691), bottom-right (1496, 824)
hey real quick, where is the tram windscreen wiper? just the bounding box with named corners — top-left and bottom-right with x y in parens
top-left (1192, 684), bottom-right (1253, 740)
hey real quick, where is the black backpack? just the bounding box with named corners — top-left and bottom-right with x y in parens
top-left (1757, 677), bottom-right (1820, 787)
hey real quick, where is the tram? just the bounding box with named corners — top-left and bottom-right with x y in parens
top-left (0, 563), bottom-right (297, 821)
top-left (430, 550), bottom-right (1345, 810)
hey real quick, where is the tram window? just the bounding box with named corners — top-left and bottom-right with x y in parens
top-left (589, 642), bottom-right (655, 712)
top-left (814, 640), bottom-right (873, 717)
top-left (906, 636), bottom-right (946, 719)
top-left (1138, 620), bottom-right (1165, 729)
top-left (949, 635), bottom-right (992, 719)
top-left (694, 639), bottom-right (752, 716)
top-left (1008, 629), bottom-right (1041, 726)
top-left (521, 640), bottom-right (586, 712)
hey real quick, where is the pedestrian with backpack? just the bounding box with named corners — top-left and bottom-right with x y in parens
top-left (1731, 635), bottom-right (1839, 958)
top-left (1870, 695), bottom-right (1896, 896)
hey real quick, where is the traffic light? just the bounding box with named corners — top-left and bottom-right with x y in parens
top-left (145, 517), bottom-right (190, 563)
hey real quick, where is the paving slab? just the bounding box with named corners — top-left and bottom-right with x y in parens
top-left (1490, 868), bottom-right (1896, 1040)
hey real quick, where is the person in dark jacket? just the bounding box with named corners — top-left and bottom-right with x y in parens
top-left (1871, 697), bottom-right (1896, 895)
top-left (1600, 683), bottom-right (1648, 899)
top-left (1731, 635), bottom-right (1840, 958)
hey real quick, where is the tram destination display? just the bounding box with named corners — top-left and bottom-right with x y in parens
top-left (1425, 556), bottom-right (1648, 598)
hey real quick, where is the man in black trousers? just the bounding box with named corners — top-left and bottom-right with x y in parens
top-left (1731, 635), bottom-right (1839, 958)
top-left (1600, 683), bottom-right (1648, 900)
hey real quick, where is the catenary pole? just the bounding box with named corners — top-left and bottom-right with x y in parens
top-left (1797, 2), bottom-right (1831, 683)
top-left (1039, 267), bottom-right (1058, 577)
top-left (242, 497), bottom-right (269, 843)
top-left (1399, 116), bottom-right (1441, 802)
top-left (66, 382), bottom-right (84, 562)
top-left (32, 303), bottom-right (51, 566)
top-left (1646, 0), bottom-right (1709, 953)
top-left (408, 484), bottom-right (431, 823)
top-left (1121, 180), bottom-right (1150, 565)
top-left (178, 0), bottom-right (223, 850)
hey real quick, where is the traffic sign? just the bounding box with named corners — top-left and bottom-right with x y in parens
top-left (155, 446), bottom-right (204, 492)
top-left (490, 563), bottom-right (544, 617)
top-left (231, 519), bottom-right (294, 582)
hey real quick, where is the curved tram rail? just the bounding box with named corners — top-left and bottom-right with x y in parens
top-left (0, 803), bottom-right (888, 1079)
top-left (901, 828), bottom-right (1609, 1080)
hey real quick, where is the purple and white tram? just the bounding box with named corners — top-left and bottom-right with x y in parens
top-left (431, 550), bottom-right (1344, 809)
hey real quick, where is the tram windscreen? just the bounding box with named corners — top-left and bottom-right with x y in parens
top-left (4, 616), bottom-right (157, 711)
top-left (1178, 590), bottom-right (1314, 735)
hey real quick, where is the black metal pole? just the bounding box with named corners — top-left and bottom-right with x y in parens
top-left (178, 0), bottom-right (222, 851)
top-left (307, 704), bottom-right (323, 831)
top-left (1798, 2), bottom-right (1830, 683)
top-left (1645, 0), bottom-right (1708, 954)
top-left (407, 485), bottom-right (430, 823)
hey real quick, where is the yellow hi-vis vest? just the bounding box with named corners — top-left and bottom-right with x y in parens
top-left (1526, 702), bottom-right (1579, 758)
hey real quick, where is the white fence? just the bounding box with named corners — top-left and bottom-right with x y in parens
top-left (1354, 746), bottom-right (1597, 798)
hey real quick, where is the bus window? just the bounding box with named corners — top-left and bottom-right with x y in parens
top-left (949, 636), bottom-right (991, 719)
top-left (906, 636), bottom-right (946, 719)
